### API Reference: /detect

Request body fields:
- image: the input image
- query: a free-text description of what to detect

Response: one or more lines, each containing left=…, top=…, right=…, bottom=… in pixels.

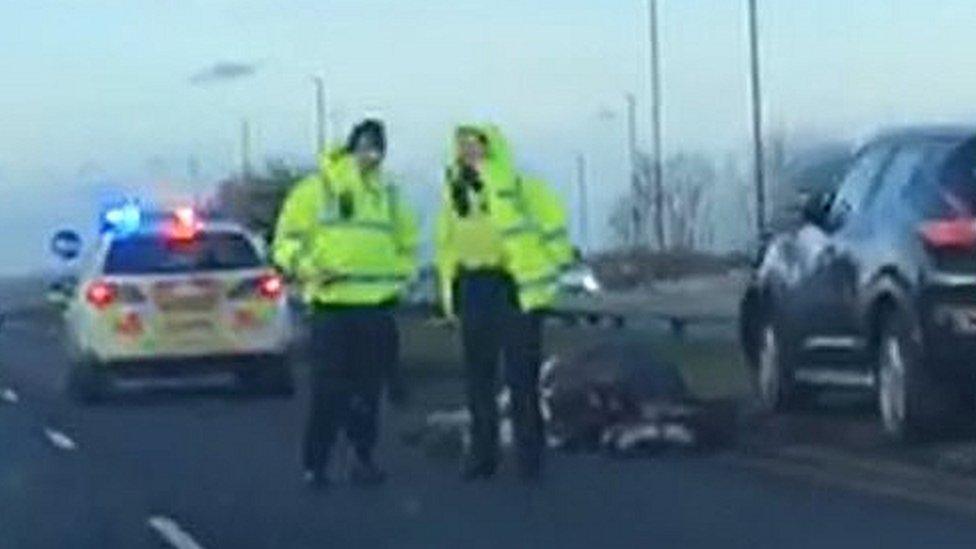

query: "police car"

left=55, top=203, right=294, bottom=403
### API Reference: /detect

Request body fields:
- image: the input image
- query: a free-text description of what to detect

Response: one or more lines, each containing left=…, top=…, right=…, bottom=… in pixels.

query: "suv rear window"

left=902, top=139, right=976, bottom=218
left=103, top=232, right=262, bottom=274
left=937, top=140, right=976, bottom=215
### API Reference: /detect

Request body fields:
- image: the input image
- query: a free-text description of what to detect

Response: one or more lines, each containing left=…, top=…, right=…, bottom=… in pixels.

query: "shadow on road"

left=79, top=378, right=296, bottom=408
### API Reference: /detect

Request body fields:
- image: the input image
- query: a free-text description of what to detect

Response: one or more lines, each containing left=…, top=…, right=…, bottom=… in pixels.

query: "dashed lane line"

left=43, top=427, right=78, bottom=451
left=1, top=387, right=18, bottom=404
left=147, top=516, right=206, bottom=549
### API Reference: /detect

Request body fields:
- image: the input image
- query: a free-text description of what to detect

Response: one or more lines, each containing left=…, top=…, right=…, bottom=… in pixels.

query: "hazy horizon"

left=4, top=0, right=976, bottom=274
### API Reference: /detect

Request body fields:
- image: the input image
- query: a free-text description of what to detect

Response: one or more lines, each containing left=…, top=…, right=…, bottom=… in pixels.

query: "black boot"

left=460, top=454, right=497, bottom=481
left=350, top=458, right=387, bottom=487
left=512, top=391, right=545, bottom=483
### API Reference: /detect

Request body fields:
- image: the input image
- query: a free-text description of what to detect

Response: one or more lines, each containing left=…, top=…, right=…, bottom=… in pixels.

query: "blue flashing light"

left=101, top=201, right=142, bottom=235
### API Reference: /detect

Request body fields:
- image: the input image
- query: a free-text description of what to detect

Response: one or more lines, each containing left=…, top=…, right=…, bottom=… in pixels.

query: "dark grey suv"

left=741, top=127, right=976, bottom=440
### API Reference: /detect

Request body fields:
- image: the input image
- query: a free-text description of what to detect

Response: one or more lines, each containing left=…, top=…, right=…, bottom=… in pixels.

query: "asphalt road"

left=5, top=306, right=976, bottom=547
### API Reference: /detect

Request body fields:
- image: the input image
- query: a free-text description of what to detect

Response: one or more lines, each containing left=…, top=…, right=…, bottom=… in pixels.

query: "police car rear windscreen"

left=103, top=233, right=261, bottom=274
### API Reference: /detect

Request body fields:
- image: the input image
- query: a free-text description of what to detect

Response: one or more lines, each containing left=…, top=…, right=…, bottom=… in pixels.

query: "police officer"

left=435, top=125, right=573, bottom=480
left=273, top=119, right=418, bottom=488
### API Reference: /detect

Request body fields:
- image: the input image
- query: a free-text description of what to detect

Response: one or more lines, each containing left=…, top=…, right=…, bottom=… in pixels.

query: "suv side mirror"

left=801, top=192, right=833, bottom=228
left=50, top=229, right=83, bottom=262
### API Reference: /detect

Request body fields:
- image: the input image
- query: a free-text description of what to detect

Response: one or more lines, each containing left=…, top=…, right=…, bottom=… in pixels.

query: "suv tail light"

left=85, top=280, right=117, bottom=309
left=919, top=218, right=976, bottom=249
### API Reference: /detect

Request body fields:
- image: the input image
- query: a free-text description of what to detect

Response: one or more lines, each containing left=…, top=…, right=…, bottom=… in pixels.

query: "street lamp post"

left=625, top=93, right=641, bottom=247
left=312, top=76, right=328, bottom=155
left=747, top=0, right=767, bottom=239
left=575, top=152, right=589, bottom=255
left=648, top=0, right=665, bottom=251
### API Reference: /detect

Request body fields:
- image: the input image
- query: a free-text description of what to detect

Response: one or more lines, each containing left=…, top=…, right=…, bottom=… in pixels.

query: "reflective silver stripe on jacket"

left=500, top=223, right=537, bottom=238
left=329, top=273, right=409, bottom=285
left=541, top=228, right=568, bottom=242
left=516, top=272, right=561, bottom=290
left=316, top=217, right=394, bottom=233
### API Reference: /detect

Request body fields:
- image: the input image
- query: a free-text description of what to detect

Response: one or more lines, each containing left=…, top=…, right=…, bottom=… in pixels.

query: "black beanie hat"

left=346, top=119, right=386, bottom=154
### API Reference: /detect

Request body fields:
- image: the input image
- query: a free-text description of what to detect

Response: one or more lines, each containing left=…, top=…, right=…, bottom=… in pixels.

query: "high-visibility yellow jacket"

left=435, top=125, right=574, bottom=316
left=272, top=148, right=418, bottom=306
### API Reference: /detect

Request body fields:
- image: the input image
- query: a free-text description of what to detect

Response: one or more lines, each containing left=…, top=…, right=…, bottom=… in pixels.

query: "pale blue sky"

left=2, top=0, right=976, bottom=273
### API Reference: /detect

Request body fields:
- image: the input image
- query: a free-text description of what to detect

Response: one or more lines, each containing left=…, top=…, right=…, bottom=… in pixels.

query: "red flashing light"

left=174, top=207, right=196, bottom=226
left=86, top=280, right=117, bottom=309
left=257, top=273, right=284, bottom=300
left=920, top=218, right=976, bottom=249
left=166, top=207, right=202, bottom=241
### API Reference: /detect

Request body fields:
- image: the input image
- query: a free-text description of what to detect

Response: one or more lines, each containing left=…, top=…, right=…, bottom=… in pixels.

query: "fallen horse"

left=403, top=337, right=737, bottom=460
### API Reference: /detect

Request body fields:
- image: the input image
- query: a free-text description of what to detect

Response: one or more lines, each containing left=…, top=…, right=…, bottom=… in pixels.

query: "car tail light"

left=85, top=281, right=117, bottom=309
left=919, top=218, right=976, bottom=249
left=257, top=273, right=284, bottom=300
left=227, top=273, right=285, bottom=301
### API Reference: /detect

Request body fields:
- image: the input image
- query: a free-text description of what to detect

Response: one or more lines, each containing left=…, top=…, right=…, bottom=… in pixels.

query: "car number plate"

left=161, top=310, right=216, bottom=333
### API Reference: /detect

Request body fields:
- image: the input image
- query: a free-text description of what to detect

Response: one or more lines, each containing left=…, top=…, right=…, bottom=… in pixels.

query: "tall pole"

left=747, top=0, right=767, bottom=239
left=625, top=92, right=641, bottom=247
left=240, top=118, right=252, bottom=181
left=576, top=153, right=589, bottom=255
left=312, top=76, right=327, bottom=154
left=648, top=0, right=665, bottom=251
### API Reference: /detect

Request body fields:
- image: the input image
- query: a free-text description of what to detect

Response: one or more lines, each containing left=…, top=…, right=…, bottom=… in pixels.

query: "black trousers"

left=458, top=271, right=544, bottom=470
left=302, top=305, right=398, bottom=472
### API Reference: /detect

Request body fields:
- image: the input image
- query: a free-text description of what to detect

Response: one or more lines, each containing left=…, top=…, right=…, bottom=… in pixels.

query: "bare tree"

left=662, top=153, right=715, bottom=251
left=622, top=151, right=661, bottom=250
left=611, top=150, right=718, bottom=252
left=215, top=159, right=308, bottom=242
left=721, top=153, right=755, bottom=250
left=609, top=196, right=637, bottom=247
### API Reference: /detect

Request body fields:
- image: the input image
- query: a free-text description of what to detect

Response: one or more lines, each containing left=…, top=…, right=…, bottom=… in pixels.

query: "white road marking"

left=43, top=428, right=77, bottom=451
left=1, top=387, right=18, bottom=404
left=147, top=516, right=206, bottom=549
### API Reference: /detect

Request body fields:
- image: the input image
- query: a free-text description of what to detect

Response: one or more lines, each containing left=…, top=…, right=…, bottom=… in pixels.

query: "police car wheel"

left=67, top=361, right=107, bottom=405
